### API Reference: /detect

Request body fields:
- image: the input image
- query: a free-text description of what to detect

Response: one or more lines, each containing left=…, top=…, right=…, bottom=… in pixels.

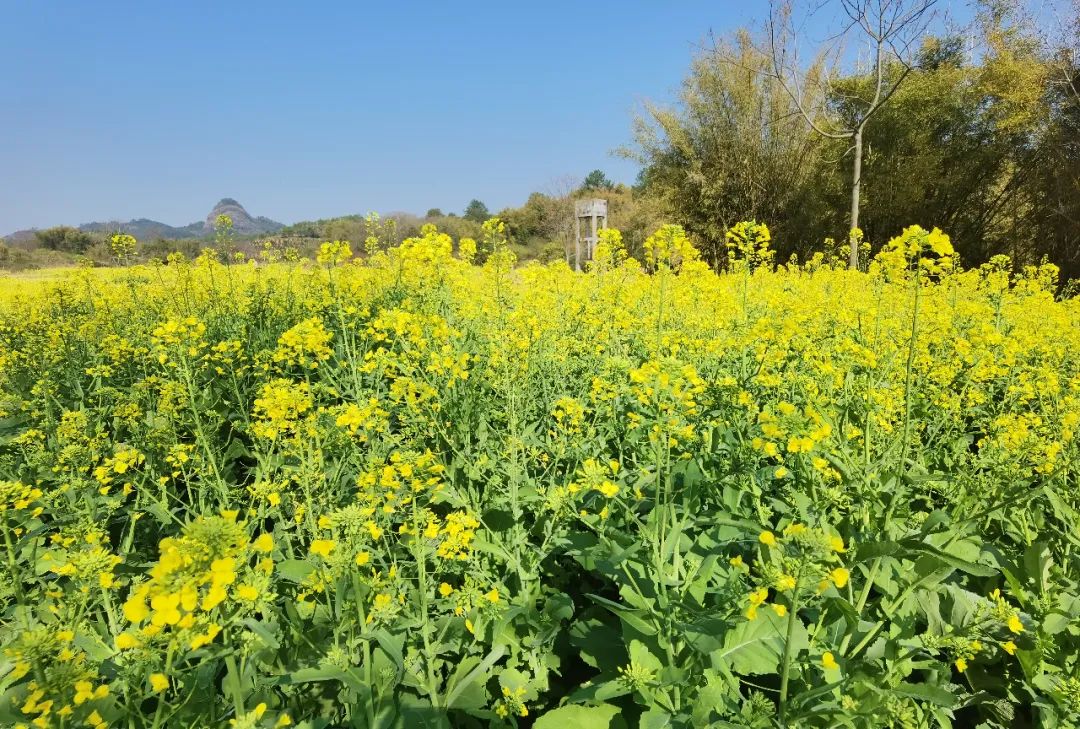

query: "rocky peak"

left=206, top=198, right=252, bottom=232
left=201, top=198, right=283, bottom=236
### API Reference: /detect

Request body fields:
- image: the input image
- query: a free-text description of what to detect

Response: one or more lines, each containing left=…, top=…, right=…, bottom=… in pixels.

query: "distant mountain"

left=3, top=199, right=283, bottom=244
left=79, top=218, right=206, bottom=240
left=203, top=198, right=283, bottom=236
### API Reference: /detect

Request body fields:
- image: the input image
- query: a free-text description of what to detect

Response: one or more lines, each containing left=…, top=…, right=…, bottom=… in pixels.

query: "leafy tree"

left=765, top=0, right=939, bottom=266
left=464, top=199, right=490, bottom=222
left=833, top=1, right=1070, bottom=271
left=580, top=170, right=613, bottom=191
left=627, top=29, right=834, bottom=265
left=425, top=208, right=444, bottom=218
left=630, top=0, right=1080, bottom=277
left=34, top=226, right=95, bottom=253
left=325, top=217, right=365, bottom=244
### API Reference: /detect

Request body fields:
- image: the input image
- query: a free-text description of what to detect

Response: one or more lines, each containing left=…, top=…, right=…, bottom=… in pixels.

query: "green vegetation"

left=629, top=0, right=1080, bottom=276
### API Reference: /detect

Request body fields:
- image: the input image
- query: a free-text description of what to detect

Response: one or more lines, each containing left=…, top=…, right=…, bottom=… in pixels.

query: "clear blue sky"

left=1, top=0, right=775, bottom=232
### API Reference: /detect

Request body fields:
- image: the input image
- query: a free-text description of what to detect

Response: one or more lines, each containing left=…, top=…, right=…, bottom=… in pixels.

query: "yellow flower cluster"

left=251, top=379, right=313, bottom=439
left=121, top=513, right=273, bottom=650
left=151, top=316, right=207, bottom=365
left=643, top=223, right=698, bottom=270
left=5, top=629, right=110, bottom=729
left=316, top=239, right=353, bottom=266
left=743, top=524, right=849, bottom=620
left=0, top=480, right=44, bottom=516
left=725, top=220, right=774, bottom=270
left=273, top=317, right=334, bottom=369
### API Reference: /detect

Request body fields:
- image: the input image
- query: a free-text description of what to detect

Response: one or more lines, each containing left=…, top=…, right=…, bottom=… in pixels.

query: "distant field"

left=0, top=266, right=119, bottom=302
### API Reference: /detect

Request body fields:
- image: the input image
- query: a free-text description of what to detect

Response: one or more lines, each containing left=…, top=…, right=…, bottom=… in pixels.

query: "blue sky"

left=2, top=0, right=977, bottom=232
left=0, top=1, right=774, bottom=231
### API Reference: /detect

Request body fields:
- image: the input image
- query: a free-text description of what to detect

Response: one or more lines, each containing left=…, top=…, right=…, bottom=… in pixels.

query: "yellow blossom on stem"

left=253, top=533, right=274, bottom=553
left=830, top=567, right=850, bottom=589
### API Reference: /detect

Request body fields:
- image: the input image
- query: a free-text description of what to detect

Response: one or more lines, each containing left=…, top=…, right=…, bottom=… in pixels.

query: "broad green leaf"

left=883, top=682, right=959, bottom=708
left=629, top=639, right=664, bottom=673
left=282, top=666, right=367, bottom=694
left=712, top=611, right=795, bottom=675
left=533, top=703, right=621, bottom=729
left=587, top=593, right=658, bottom=636
left=277, top=558, right=315, bottom=583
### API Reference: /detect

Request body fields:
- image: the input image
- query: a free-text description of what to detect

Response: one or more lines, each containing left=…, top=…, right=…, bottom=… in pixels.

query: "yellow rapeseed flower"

left=830, top=567, right=850, bottom=589
left=253, top=533, right=274, bottom=553
left=115, top=633, right=140, bottom=650
left=150, top=673, right=170, bottom=693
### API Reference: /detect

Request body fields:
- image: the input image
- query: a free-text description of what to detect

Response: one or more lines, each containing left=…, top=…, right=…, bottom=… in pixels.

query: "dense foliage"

left=630, top=3, right=1080, bottom=277
left=1, top=222, right=1080, bottom=728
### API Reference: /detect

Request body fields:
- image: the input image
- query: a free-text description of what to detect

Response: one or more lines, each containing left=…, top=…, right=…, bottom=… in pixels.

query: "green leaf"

left=944, top=585, right=983, bottom=627
left=569, top=616, right=626, bottom=671
left=587, top=593, right=658, bottom=636
left=906, top=540, right=997, bottom=577
left=242, top=618, right=281, bottom=650
left=533, top=704, right=621, bottom=729
left=883, top=682, right=959, bottom=708
left=640, top=707, right=673, bottom=729
left=854, top=540, right=900, bottom=563
left=444, top=644, right=505, bottom=708
left=397, top=693, right=452, bottom=729
left=277, top=559, right=315, bottom=584
left=629, top=640, right=663, bottom=673
left=442, top=658, right=487, bottom=710
left=712, top=612, right=793, bottom=675
left=281, top=666, right=367, bottom=695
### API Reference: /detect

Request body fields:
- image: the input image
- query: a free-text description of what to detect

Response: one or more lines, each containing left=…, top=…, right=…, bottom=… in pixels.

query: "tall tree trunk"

left=849, top=126, right=863, bottom=269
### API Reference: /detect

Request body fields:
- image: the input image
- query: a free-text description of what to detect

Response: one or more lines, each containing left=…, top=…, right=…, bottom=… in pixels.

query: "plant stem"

left=778, top=573, right=803, bottom=726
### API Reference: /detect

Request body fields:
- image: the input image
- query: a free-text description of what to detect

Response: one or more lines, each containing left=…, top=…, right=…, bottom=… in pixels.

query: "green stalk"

left=843, top=266, right=922, bottom=655
left=899, top=265, right=921, bottom=471
left=181, top=361, right=226, bottom=501
left=413, top=501, right=440, bottom=709
left=778, top=572, right=803, bottom=726
left=225, top=651, right=246, bottom=718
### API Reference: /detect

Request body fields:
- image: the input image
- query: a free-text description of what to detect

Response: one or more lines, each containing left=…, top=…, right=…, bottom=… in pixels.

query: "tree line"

left=627, top=0, right=1080, bottom=276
